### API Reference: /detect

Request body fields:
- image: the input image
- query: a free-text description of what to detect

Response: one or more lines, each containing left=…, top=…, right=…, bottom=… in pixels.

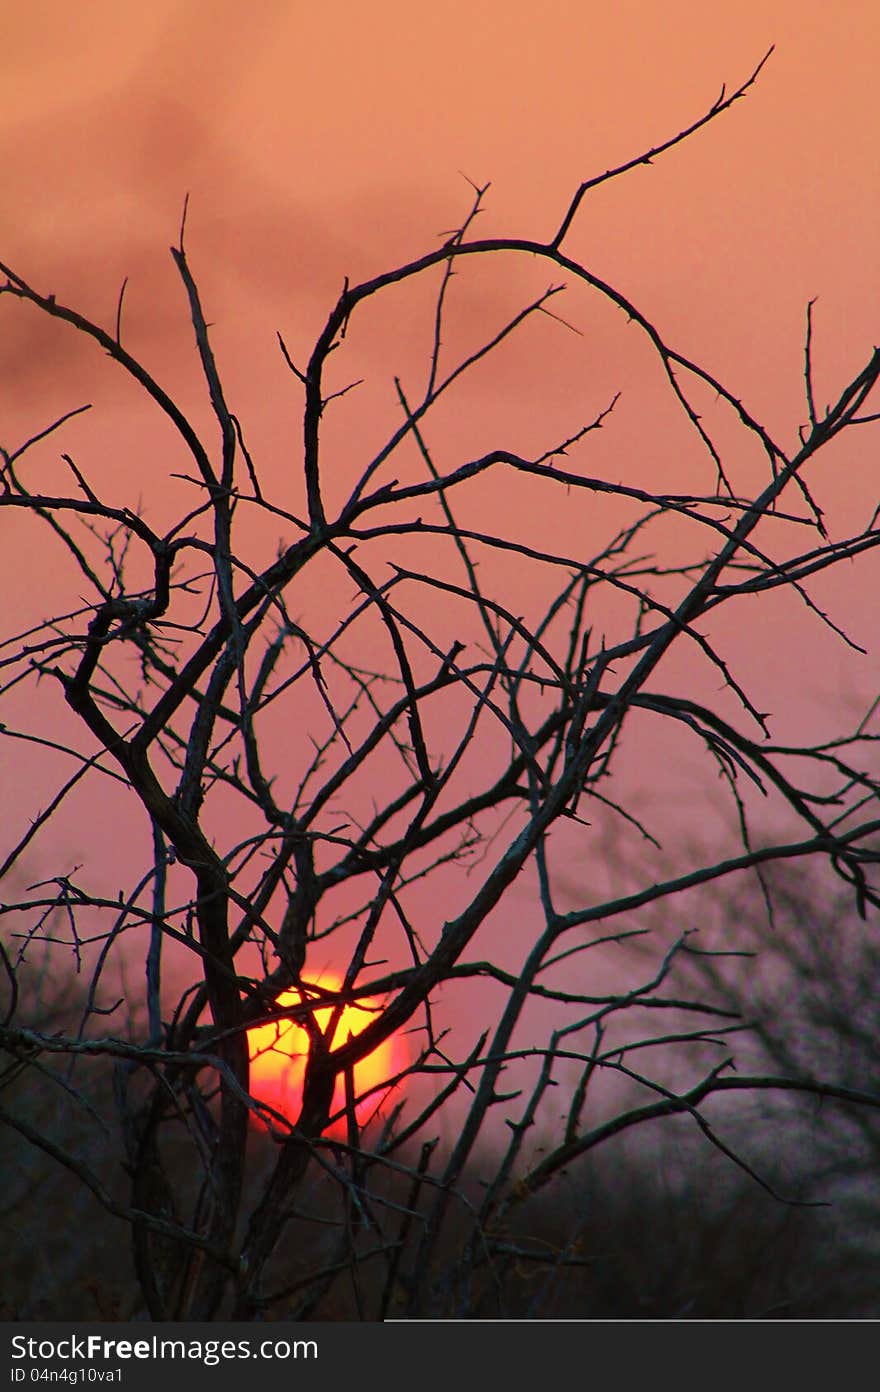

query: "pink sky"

left=2, top=3, right=879, bottom=1065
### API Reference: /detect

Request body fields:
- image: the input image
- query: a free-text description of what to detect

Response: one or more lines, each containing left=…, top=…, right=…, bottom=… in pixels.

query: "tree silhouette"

left=2, top=52, right=880, bottom=1318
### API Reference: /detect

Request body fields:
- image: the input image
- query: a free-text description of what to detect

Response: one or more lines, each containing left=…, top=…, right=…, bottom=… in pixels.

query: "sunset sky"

left=4, top=1, right=877, bottom=392
left=2, top=2, right=878, bottom=1033
left=7, top=9, right=880, bottom=1334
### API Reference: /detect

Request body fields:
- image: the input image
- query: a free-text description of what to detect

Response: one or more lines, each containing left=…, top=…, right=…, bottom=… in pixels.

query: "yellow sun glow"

left=247, top=976, right=401, bottom=1133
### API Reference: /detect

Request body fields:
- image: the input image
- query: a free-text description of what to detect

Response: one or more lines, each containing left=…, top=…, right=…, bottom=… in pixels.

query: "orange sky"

left=4, top=2, right=877, bottom=373
left=2, top=3, right=879, bottom=1034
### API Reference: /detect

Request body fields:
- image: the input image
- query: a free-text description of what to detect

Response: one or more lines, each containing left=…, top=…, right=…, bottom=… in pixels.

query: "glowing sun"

left=247, top=975, right=402, bottom=1134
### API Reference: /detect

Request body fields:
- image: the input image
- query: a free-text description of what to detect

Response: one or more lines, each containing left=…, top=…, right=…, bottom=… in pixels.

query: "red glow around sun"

left=247, top=975, right=403, bottom=1134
